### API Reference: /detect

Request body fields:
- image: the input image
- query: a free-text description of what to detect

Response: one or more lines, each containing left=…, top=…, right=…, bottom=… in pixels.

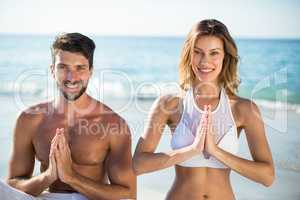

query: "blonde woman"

left=133, top=19, right=275, bottom=200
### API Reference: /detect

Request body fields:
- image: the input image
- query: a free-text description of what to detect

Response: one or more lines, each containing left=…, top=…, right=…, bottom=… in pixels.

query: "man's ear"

left=50, top=64, right=55, bottom=78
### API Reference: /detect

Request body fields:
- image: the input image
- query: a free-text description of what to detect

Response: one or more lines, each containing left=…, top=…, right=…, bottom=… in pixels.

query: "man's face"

left=51, top=50, right=92, bottom=101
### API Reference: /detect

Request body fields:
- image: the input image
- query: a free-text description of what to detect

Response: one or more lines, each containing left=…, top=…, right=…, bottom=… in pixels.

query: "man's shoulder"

left=96, top=102, right=130, bottom=139
left=14, top=101, right=51, bottom=135
left=96, top=101, right=126, bottom=125
left=18, top=102, right=51, bottom=120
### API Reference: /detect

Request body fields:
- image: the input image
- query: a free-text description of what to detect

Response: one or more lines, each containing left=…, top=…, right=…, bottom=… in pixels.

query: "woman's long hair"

left=179, top=19, right=240, bottom=95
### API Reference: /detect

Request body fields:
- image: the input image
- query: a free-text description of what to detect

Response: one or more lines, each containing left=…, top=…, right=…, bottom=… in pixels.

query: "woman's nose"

left=199, top=55, right=210, bottom=65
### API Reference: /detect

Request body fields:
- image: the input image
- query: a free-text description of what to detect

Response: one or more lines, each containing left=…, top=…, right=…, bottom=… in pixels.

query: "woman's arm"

left=133, top=95, right=206, bottom=175
left=206, top=101, right=275, bottom=187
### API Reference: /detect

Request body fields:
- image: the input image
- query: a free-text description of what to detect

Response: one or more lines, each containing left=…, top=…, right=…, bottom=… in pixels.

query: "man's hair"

left=51, top=33, right=96, bottom=69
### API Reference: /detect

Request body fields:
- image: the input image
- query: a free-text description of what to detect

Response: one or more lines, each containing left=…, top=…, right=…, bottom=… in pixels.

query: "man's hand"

left=54, top=128, right=75, bottom=183
left=44, top=130, right=59, bottom=183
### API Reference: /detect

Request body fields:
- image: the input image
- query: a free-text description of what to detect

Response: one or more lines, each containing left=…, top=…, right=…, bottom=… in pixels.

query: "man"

left=0, top=33, right=136, bottom=200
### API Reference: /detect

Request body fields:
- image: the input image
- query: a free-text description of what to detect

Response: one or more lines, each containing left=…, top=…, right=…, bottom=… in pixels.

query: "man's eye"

left=57, top=65, right=65, bottom=69
left=77, top=66, right=86, bottom=70
left=194, top=50, right=200, bottom=54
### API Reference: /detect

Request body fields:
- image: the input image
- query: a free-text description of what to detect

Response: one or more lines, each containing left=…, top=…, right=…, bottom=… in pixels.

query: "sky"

left=0, top=0, right=299, bottom=38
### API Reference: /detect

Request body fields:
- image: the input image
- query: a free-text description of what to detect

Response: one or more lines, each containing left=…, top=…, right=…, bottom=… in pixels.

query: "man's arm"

left=6, top=111, right=57, bottom=196
left=57, top=120, right=136, bottom=200
left=106, top=120, right=136, bottom=199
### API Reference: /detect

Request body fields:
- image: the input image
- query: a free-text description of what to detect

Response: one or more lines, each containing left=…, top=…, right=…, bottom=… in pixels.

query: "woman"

left=133, top=19, right=275, bottom=200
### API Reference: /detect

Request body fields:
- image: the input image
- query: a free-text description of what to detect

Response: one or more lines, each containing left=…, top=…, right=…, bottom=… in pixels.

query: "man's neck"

left=52, top=93, right=94, bottom=120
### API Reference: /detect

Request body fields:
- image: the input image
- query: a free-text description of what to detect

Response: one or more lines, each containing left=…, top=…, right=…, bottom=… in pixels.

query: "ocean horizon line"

left=1, top=32, right=300, bottom=41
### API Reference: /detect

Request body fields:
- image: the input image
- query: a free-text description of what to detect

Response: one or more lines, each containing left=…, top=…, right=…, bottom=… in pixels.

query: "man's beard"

left=59, top=81, right=88, bottom=101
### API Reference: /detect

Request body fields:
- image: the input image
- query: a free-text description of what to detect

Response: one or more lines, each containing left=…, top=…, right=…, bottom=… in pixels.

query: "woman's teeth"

left=199, top=68, right=214, bottom=73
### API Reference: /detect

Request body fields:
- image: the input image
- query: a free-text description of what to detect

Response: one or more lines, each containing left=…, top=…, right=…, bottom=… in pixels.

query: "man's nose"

left=66, top=70, right=79, bottom=81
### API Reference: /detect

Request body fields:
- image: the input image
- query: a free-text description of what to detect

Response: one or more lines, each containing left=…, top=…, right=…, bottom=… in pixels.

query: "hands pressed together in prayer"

left=45, top=128, right=74, bottom=184
left=191, top=105, right=218, bottom=159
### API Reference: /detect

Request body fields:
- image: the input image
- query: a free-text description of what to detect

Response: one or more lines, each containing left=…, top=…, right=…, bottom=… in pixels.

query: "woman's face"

left=191, top=35, right=225, bottom=85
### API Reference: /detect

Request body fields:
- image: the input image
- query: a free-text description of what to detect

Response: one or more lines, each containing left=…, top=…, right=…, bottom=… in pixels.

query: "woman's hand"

left=203, top=105, right=218, bottom=158
left=190, top=105, right=208, bottom=154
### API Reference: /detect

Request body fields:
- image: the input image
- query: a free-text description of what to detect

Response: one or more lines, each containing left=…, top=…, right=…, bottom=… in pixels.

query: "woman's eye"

left=211, top=51, right=219, bottom=56
left=194, top=50, right=204, bottom=56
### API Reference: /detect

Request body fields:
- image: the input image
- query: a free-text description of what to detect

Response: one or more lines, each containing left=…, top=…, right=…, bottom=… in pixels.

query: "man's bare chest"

left=33, top=116, right=110, bottom=166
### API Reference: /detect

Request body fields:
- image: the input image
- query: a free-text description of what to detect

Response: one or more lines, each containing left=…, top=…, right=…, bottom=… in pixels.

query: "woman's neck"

left=192, top=81, right=221, bottom=99
left=192, top=81, right=222, bottom=111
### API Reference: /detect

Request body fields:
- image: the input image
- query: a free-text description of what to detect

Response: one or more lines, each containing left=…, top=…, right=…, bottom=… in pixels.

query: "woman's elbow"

left=132, top=165, right=142, bottom=176
left=262, top=165, right=275, bottom=187
left=132, top=155, right=144, bottom=176
left=262, top=177, right=275, bottom=187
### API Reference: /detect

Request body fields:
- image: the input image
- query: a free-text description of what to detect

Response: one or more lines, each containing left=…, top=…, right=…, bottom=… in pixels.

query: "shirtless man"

left=1, top=33, right=136, bottom=200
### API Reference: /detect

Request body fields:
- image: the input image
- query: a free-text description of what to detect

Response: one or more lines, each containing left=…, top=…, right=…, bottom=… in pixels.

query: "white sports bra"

left=171, top=87, right=239, bottom=168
